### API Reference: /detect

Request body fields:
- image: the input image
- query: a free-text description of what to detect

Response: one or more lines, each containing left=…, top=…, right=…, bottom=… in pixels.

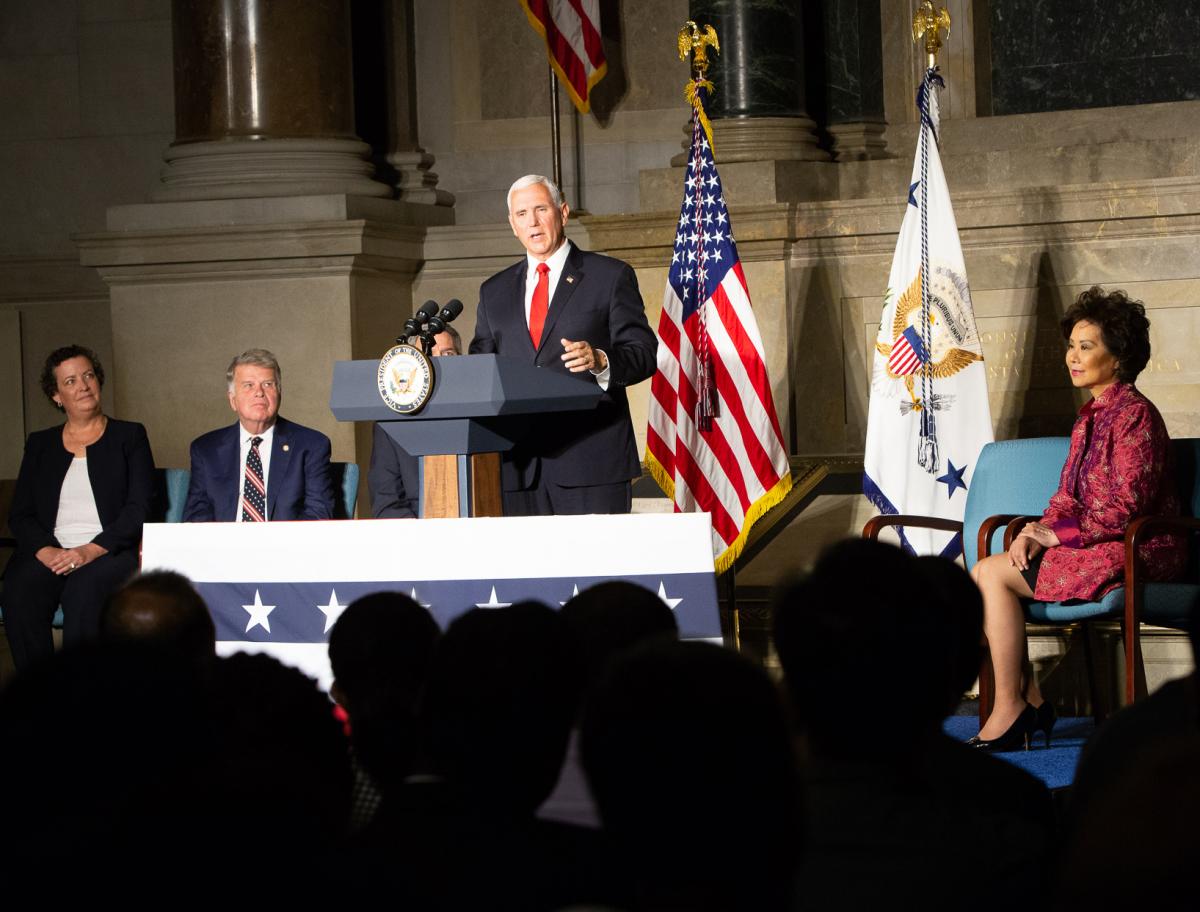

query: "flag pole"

left=548, top=64, right=563, bottom=191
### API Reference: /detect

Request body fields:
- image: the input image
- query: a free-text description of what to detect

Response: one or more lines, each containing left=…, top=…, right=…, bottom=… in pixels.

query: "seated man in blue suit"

left=368, top=327, right=461, bottom=518
left=183, top=348, right=335, bottom=522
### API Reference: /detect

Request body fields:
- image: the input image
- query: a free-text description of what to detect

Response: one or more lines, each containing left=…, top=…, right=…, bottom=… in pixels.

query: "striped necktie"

left=242, top=436, right=266, bottom=522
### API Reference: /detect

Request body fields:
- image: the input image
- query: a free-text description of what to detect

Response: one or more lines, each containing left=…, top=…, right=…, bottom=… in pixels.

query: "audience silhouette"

left=773, top=538, right=1056, bottom=909
left=2, top=547, right=1192, bottom=908
left=581, top=638, right=801, bottom=911
left=328, top=590, right=440, bottom=827
left=102, top=568, right=216, bottom=664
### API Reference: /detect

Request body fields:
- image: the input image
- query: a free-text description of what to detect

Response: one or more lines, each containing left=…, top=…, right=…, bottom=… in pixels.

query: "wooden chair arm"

left=1125, top=514, right=1200, bottom=593
left=863, top=514, right=962, bottom=540
left=976, top=514, right=1022, bottom=560
left=1121, top=513, right=1200, bottom=705
left=1002, top=515, right=1043, bottom=550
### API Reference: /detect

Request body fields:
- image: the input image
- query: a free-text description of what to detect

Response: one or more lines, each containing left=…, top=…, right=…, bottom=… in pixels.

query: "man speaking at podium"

left=469, top=175, right=657, bottom=516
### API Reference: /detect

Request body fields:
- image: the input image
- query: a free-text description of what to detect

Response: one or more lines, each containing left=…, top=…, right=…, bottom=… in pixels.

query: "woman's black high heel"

left=1032, top=700, right=1057, bottom=748
left=966, top=704, right=1036, bottom=752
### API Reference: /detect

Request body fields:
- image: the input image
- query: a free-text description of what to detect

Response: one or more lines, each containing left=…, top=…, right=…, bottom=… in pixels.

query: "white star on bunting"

left=657, top=582, right=683, bottom=611
left=475, top=586, right=512, bottom=609
left=410, top=587, right=432, bottom=609
left=243, top=589, right=275, bottom=633
left=317, top=589, right=347, bottom=634
left=559, top=584, right=581, bottom=607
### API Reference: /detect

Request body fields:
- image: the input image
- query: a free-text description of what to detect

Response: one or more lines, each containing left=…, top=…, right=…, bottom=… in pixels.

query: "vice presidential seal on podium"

left=377, top=342, right=434, bottom=415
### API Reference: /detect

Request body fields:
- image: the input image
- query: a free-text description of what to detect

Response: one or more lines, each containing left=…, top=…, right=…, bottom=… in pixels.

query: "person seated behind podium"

left=368, top=327, right=460, bottom=518
left=1, top=344, right=155, bottom=671
left=183, top=348, right=334, bottom=522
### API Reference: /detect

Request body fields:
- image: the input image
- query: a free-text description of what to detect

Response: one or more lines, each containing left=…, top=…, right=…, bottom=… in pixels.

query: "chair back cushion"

left=330, top=461, right=360, bottom=519
left=164, top=467, right=191, bottom=523
left=962, top=438, right=1070, bottom=571
left=1173, top=438, right=1200, bottom=519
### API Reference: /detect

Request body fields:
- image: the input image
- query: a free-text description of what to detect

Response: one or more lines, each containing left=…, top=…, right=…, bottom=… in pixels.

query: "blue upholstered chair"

left=864, top=437, right=1200, bottom=720
left=330, top=461, right=361, bottom=519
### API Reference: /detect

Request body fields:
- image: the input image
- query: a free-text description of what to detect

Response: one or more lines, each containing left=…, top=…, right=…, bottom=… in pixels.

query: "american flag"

left=520, top=0, right=607, bottom=113
left=646, top=83, right=792, bottom=572
left=886, top=325, right=929, bottom=376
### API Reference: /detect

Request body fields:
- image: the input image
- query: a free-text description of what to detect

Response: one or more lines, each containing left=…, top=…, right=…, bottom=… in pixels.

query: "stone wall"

left=411, top=0, right=688, bottom=223
left=0, top=0, right=174, bottom=473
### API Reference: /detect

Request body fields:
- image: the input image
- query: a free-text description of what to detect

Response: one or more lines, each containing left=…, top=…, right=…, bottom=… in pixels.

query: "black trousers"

left=1, top=549, right=139, bottom=671
left=502, top=479, right=633, bottom=517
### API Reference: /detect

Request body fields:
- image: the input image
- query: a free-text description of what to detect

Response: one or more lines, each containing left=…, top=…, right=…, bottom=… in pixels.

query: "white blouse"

left=54, top=457, right=103, bottom=549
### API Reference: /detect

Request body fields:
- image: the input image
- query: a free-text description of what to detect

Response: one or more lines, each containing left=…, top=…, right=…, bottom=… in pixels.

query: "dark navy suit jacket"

left=468, top=241, right=657, bottom=490
left=183, top=416, right=334, bottom=521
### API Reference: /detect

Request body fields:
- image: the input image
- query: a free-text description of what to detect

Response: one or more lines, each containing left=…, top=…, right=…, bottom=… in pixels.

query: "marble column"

left=379, top=0, right=454, bottom=206
left=822, top=0, right=887, bottom=160
left=155, top=0, right=389, bottom=201
left=685, top=0, right=827, bottom=163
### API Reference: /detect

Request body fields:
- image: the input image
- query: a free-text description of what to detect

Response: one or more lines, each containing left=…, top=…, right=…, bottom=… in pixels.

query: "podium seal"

left=378, top=344, right=434, bottom=414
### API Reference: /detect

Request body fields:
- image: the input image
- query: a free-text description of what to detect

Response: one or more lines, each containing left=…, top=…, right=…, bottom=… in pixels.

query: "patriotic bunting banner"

left=646, top=81, right=792, bottom=573
left=862, top=68, right=994, bottom=558
left=520, top=0, right=607, bottom=113
left=141, top=514, right=720, bottom=690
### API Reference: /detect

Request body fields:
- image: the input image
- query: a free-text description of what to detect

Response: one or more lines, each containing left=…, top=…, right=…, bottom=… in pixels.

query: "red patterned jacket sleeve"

left=1041, top=425, right=1084, bottom=543
left=1073, top=402, right=1167, bottom=547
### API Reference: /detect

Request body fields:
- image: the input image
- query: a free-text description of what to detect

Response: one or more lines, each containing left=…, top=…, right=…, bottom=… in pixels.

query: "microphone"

left=400, top=300, right=440, bottom=342
left=426, top=299, right=464, bottom=335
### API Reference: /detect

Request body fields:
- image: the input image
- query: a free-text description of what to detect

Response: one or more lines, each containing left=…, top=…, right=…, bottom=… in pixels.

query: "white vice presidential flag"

left=863, top=70, right=993, bottom=558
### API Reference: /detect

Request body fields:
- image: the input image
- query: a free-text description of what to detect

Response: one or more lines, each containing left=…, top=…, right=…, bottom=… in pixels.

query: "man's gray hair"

left=226, top=348, right=281, bottom=392
left=444, top=324, right=462, bottom=354
left=507, top=174, right=564, bottom=212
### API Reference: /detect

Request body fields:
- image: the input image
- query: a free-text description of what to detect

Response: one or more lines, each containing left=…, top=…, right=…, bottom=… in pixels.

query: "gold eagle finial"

left=912, top=1, right=951, bottom=69
left=677, top=20, right=720, bottom=81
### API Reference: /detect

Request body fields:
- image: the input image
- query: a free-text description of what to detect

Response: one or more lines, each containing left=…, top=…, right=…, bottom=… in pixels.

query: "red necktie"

left=529, top=262, right=550, bottom=348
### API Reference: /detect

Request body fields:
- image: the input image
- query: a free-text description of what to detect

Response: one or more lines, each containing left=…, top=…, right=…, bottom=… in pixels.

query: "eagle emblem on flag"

left=874, top=269, right=983, bottom=407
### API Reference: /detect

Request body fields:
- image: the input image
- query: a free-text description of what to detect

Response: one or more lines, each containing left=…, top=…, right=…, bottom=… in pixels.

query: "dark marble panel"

left=172, top=0, right=356, bottom=142
left=822, top=0, right=884, bottom=124
left=691, top=0, right=807, bottom=118
left=988, top=0, right=1200, bottom=115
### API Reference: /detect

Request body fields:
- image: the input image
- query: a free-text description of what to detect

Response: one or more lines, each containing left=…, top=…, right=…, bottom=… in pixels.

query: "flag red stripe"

left=682, top=307, right=779, bottom=493
left=526, top=0, right=591, bottom=102
left=650, top=371, right=678, bottom=418
left=646, top=425, right=674, bottom=475
left=241, top=499, right=264, bottom=522
left=716, top=266, right=787, bottom=444
left=674, top=440, right=741, bottom=544
left=565, top=0, right=605, bottom=65
left=668, top=342, right=753, bottom=515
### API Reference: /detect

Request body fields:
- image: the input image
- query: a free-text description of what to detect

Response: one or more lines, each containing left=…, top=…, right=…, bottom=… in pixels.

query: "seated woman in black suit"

left=2, top=345, right=155, bottom=671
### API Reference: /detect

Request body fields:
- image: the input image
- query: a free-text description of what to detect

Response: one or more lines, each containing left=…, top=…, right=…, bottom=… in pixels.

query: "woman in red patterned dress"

left=969, top=287, right=1186, bottom=750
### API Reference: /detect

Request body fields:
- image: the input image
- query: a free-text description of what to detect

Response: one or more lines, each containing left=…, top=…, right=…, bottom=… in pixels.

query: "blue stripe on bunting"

left=197, top=572, right=721, bottom=643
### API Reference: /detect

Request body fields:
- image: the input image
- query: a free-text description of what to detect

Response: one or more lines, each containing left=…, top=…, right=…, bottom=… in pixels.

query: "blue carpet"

left=942, top=715, right=1095, bottom=790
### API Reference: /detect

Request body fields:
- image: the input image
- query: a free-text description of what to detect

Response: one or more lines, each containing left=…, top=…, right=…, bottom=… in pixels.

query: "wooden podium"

left=330, top=355, right=603, bottom=518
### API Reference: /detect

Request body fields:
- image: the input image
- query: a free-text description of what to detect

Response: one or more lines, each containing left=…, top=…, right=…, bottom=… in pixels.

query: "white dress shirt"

left=236, top=422, right=275, bottom=522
